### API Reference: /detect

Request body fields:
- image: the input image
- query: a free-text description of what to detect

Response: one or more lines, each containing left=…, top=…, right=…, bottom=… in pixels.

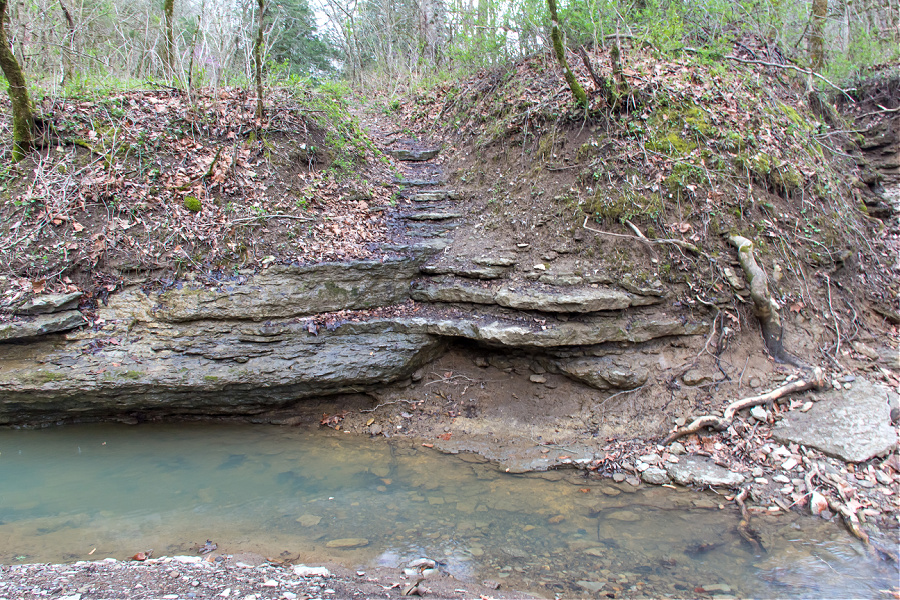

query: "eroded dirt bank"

left=1, top=49, right=898, bottom=568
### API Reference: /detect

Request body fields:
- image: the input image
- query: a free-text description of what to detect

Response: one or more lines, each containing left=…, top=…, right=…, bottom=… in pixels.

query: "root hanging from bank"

left=728, top=235, right=804, bottom=367
left=662, top=367, right=826, bottom=444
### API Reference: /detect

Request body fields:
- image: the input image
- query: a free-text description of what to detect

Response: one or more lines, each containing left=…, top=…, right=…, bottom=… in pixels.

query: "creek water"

left=0, top=423, right=894, bottom=598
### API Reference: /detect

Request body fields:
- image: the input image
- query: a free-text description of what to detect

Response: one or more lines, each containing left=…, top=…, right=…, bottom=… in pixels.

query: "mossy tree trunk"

left=0, top=0, right=34, bottom=161
left=809, top=0, right=827, bottom=70
left=254, top=0, right=265, bottom=120
left=164, top=0, right=175, bottom=78
left=547, top=0, right=586, bottom=106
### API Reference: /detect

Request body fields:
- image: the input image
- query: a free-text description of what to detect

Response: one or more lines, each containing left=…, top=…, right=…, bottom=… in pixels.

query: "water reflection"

left=0, top=423, right=894, bottom=598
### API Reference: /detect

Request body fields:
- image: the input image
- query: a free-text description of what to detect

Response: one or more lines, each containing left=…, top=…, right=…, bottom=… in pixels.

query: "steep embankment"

left=1, top=50, right=897, bottom=525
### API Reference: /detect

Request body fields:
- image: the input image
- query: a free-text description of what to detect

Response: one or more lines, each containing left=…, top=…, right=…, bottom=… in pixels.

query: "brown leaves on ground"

left=0, top=86, right=397, bottom=302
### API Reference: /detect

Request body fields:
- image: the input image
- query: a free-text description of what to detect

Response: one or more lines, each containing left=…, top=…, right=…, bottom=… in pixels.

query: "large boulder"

left=773, top=379, right=898, bottom=462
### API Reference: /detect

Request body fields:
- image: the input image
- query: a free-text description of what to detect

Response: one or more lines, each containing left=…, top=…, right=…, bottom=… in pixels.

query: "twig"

left=682, top=48, right=850, bottom=98
left=360, top=399, right=422, bottom=413
left=229, top=213, right=316, bottom=225
left=582, top=217, right=704, bottom=255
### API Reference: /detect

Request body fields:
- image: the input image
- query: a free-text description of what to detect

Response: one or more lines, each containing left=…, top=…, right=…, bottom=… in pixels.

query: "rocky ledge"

left=0, top=251, right=707, bottom=425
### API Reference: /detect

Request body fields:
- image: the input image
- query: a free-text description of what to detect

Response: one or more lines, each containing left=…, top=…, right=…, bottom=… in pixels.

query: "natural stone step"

left=0, top=311, right=86, bottom=342
left=410, top=279, right=661, bottom=311
left=410, top=190, right=459, bottom=202
left=402, top=212, right=463, bottom=221
left=386, top=147, right=440, bottom=161
left=394, top=179, right=441, bottom=186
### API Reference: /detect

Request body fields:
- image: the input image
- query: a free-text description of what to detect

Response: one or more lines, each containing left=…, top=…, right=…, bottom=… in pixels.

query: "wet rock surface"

left=773, top=379, right=898, bottom=462
left=666, top=456, right=747, bottom=487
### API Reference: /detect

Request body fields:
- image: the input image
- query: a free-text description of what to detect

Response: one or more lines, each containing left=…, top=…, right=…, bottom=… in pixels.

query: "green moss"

left=120, top=370, right=142, bottom=380
left=184, top=196, right=202, bottom=212
left=203, top=375, right=220, bottom=382
left=27, top=370, right=66, bottom=384
left=589, top=190, right=663, bottom=223
left=647, top=131, right=696, bottom=156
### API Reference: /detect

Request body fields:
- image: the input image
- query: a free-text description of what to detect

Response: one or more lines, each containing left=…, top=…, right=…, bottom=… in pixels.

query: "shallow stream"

left=0, top=424, right=894, bottom=598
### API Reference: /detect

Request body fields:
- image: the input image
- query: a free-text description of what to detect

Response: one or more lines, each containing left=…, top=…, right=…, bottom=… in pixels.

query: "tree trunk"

left=419, top=0, right=446, bottom=65
left=254, top=0, right=265, bottom=120
left=58, top=0, right=75, bottom=87
left=809, top=0, right=827, bottom=71
left=164, top=0, right=175, bottom=78
left=547, top=0, right=586, bottom=106
left=0, top=0, right=34, bottom=161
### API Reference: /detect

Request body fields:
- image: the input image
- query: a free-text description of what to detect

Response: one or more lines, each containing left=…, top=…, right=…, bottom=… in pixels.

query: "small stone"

left=369, top=424, right=383, bottom=435
left=809, top=491, right=829, bottom=516
left=800, top=401, right=814, bottom=412
left=754, top=478, right=769, bottom=484
left=749, top=377, right=762, bottom=389
left=529, top=374, right=547, bottom=384
left=781, top=457, right=799, bottom=470
left=772, top=474, right=790, bottom=484
left=577, top=581, right=606, bottom=593
left=750, top=406, right=768, bottom=422
left=533, top=264, right=547, bottom=271
left=682, top=369, right=712, bottom=386
left=296, top=514, right=322, bottom=527
left=668, top=441, right=686, bottom=455
left=625, top=476, right=641, bottom=487
left=293, top=565, right=331, bottom=577
left=751, top=467, right=764, bottom=477
left=641, top=467, right=671, bottom=485
left=262, top=580, right=278, bottom=587
left=674, top=417, right=687, bottom=427
left=612, top=473, right=627, bottom=483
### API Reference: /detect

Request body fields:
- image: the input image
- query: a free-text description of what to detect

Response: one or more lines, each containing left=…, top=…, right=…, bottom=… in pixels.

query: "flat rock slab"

left=15, top=292, right=82, bottom=315
left=386, top=148, right=440, bottom=161
left=773, top=379, right=898, bottom=462
left=410, top=279, right=661, bottom=312
left=403, top=212, right=463, bottom=221
left=394, top=179, right=441, bottom=186
left=0, top=311, right=86, bottom=342
left=410, top=190, right=459, bottom=202
left=666, top=456, right=746, bottom=487
left=420, top=264, right=509, bottom=280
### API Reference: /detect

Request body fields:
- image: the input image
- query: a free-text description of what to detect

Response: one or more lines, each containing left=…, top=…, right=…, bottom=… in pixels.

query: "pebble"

left=800, top=401, right=814, bottom=412
left=772, top=474, right=790, bottom=484
left=529, top=374, right=547, bottom=384
left=781, top=458, right=799, bottom=470
left=751, top=467, right=764, bottom=477
left=612, top=473, right=626, bottom=482
left=750, top=406, right=768, bottom=422
left=668, top=442, right=686, bottom=455
left=809, top=491, right=829, bottom=516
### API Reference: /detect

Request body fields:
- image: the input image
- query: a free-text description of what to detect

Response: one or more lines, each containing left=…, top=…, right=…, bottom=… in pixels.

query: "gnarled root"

left=663, top=368, right=825, bottom=444
left=728, top=236, right=803, bottom=367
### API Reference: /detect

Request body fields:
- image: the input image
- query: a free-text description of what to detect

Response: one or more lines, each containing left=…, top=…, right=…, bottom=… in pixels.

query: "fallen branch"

left=662, top=367, right=825, bottom=444
left=583, top=217, right=704, bottom=255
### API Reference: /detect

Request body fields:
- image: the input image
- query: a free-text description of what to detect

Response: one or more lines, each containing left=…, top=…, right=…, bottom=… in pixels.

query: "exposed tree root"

left=662, top=368, right=825, bottom=444
left=728, top=235, right=804, bottom=367
left=735, top=486, right=765, bottom=553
